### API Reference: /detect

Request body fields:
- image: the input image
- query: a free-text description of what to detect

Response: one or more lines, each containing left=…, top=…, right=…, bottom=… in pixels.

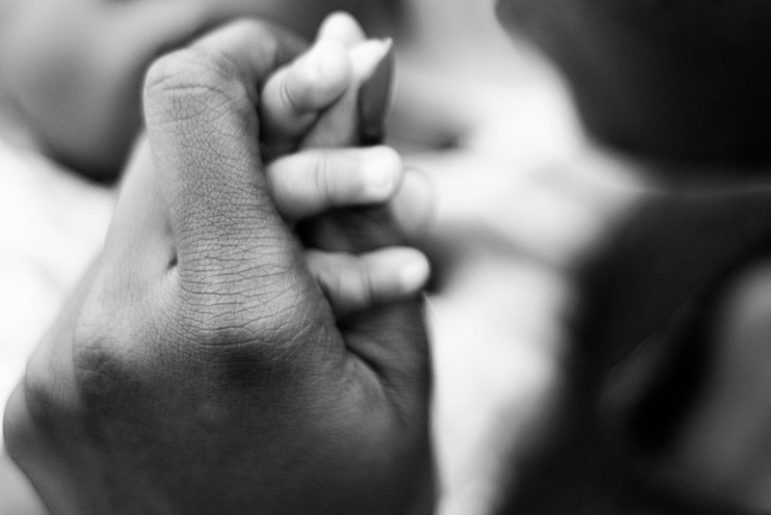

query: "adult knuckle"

left=71, top=320, right=145, bottom=416
left=16, top=363, right=63, bottom=441
left=178, top=265, right=307, bottom=346
left=175, top=280, right=314, bottom=382
left=14, top=316, right=137, bottom=441
left=3, top=381, right=67, bottom=476
left=68, top=278, right=164, bottom=416
left=144, top=47, right=251, bottom=125
left=177, top=291, right=257, bottom=347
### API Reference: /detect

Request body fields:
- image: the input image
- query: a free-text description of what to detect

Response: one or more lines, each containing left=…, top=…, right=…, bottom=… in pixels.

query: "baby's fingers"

left=307, top=247, right=430, bottom=318
left=261, top=39, right=351, bottom=159
left=268, top=146, right=403, bottom=221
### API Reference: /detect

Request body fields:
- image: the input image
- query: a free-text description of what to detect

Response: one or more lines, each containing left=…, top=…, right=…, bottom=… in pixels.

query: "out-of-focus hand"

left=3, top=19, right=433, bottom=515
left=0, top=0, right=373, bottom=179
left=395, top=75, right=650, bottom=512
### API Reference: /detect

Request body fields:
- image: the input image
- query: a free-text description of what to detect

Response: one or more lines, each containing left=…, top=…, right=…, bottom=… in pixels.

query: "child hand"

left=256, top=13, right=435, bottom=317
left=122, top=18, right=435, bottom=317
left=268, top=144, right=432, bottom=316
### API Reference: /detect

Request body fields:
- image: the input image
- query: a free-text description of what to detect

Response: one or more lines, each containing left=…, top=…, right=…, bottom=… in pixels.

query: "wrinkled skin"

left=496, top=0, right=771, bottom=166
left=0, top=0, right=386, bottom=180
left=3, top=20, right=433, bottom=515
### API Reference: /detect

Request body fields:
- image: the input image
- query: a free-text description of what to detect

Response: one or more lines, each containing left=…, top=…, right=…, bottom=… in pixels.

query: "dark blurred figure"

left=497, top=0, right=771, bottom=169
left=493, top=1, right=771, bottom=513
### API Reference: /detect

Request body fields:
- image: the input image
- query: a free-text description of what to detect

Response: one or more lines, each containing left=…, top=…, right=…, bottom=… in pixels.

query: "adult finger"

left=268, top=146, right=402, bottom=221
left=143, top=19, right=306, bottom=276
left=102, top=138, right=175, bottom=280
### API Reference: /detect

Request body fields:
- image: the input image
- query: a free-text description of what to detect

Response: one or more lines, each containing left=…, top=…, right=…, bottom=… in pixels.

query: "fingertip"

left=361, top=146, right=403, bottom=200
left=364, top=247, right=430, bottom=296
left=318, top=12, right=367, bottom=46
left=395, top=250, right=431, bottom=294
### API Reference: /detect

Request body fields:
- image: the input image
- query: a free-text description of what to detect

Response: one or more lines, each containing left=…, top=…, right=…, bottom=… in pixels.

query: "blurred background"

left=0, top=1, right=645, bottom=514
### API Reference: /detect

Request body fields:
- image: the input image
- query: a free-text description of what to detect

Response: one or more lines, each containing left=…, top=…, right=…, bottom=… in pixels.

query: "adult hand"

left=3, top=19, right=433, bottom=515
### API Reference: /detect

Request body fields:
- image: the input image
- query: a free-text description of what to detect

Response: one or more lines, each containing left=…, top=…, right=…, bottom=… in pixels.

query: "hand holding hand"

left=4, top=20, right=433, bottom=515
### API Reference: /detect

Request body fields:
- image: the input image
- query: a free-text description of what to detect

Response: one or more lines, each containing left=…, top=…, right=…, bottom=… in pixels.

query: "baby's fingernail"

left=363, top=147, right=401, bottom=198
left=398, top=254, right=430, bottom=292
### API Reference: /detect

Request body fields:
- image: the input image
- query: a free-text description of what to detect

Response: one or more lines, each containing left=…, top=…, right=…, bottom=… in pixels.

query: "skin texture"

left=0, top=0, right=395, bottom=180
left=495, top=0, right=771, bottom=166
left=3, top=19, right=433, bottom=515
